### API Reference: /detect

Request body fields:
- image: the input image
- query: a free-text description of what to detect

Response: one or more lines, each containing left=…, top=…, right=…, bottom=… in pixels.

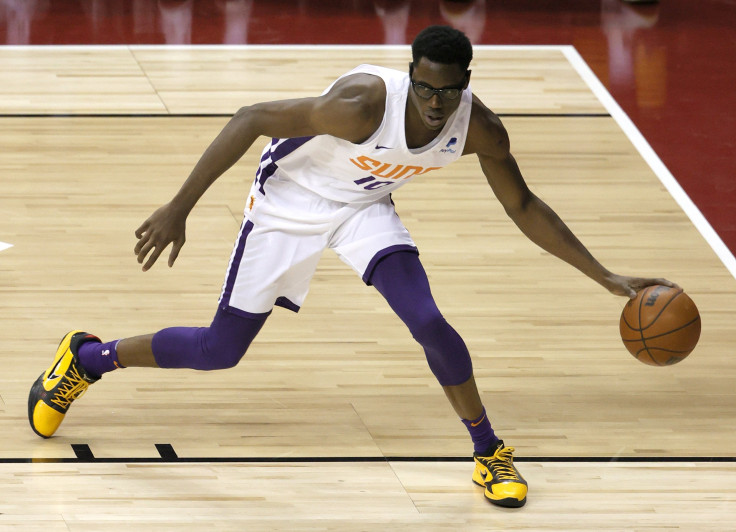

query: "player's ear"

left=409, top=62, right=414, bottom=77
left=464, top=70, right=472, bottom=88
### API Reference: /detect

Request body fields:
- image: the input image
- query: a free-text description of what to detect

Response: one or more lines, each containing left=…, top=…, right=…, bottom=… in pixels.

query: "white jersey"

left=223, top=65, right=472, bottom=315
left=252, top=64, right=473, bottom=204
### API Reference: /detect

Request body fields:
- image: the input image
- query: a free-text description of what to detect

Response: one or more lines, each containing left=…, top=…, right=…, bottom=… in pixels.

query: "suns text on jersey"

left=349, top=155, right=440, bottom=180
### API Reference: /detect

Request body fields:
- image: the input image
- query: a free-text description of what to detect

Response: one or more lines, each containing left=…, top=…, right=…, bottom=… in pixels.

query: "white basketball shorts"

left=218, top=173, right=417, bottom=317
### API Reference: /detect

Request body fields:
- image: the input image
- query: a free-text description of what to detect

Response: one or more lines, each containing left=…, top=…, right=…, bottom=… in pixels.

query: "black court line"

left=3, top=457, right=735, bottom=464
left=71, top=443, right=95, bottom=460
left=3, top=454, right=734, bottom=465
left=155, top=443, right=179, bottom=460
left=0, top=112, right=611, bottom=119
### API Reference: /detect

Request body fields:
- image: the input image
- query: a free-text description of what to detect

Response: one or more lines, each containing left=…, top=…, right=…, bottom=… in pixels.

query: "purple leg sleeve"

left=151, top=306, right=267, bottom=370
left=368, top=251, right=473, bottom=386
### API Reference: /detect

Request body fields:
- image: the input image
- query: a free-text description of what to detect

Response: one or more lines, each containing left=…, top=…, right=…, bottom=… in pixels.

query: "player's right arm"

left=134, top=74, right=386, bottom=271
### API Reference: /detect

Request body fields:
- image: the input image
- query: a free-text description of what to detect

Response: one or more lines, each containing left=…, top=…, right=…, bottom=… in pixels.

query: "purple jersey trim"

left=271, top=136, right=314, bottom=161
left=363, top=244, right=419, bottom=285
left=255, top=136, right=315, bottom=194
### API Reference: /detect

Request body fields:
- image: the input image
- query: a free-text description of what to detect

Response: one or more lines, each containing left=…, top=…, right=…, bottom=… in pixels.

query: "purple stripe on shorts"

left=275, top=296, right=300, bottom=313
left=362, top=244, right=419, bottom=285
left=221, top=304, right=272, bottom=320
left=219, top=219, right=254, bottom=308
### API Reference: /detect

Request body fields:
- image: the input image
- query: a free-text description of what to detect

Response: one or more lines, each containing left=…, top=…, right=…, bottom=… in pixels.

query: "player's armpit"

left=240, top=99, right=320, bottom=140
left=463, top=95, right=509, bottom=158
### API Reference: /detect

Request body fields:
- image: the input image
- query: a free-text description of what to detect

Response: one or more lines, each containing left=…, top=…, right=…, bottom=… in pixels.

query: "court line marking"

left=0, top=241, right=13, bottom=253
left=2, top=444, right=728, bottom=464
left=562, top=45, right=736, bottom=281
left=4, top=456, right=734, bottom=464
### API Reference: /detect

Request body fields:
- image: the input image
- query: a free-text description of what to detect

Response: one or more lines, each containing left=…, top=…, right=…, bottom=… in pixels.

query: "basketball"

left=619, top=285, right=701, bottom=366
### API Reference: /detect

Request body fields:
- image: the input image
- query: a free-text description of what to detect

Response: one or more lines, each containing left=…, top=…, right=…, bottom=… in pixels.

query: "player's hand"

left=603, top=273, right=679, bottom=299
left=134, top=203, right=188, bottom=271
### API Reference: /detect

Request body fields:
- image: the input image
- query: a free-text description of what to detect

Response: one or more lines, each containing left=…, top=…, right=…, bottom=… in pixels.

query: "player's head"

left=408, top=26, right=472, bottom=131
left=411, top=25, right=473, bottom=73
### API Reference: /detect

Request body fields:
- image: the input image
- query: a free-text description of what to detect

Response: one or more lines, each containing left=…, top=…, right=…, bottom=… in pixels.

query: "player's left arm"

left=464, top=96, right=675, bottom=298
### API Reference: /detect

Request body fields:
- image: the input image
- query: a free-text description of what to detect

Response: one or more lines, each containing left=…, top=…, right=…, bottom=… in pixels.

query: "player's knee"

left=204, top=347, right=246, bottom=370
left=409, top=312, right=473, bottom=386
left=199, top=329, right=251, bottom=370
left=409, top=310, right=449, bottom=347
left=196, top=307, right=267, bottom=370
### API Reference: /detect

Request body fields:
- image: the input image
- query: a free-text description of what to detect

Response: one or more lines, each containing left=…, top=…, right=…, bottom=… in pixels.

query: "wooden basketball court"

left=1, top=46, right=734, bottom=530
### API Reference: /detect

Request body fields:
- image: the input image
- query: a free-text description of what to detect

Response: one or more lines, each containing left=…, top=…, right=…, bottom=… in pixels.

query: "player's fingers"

left=168, top=237, right=185, bottom=267
left=134, top=231, right=150, bottom=255
left=142, top=246, right=164, bottom=271
left=136, top=239, right=157, bottom=264
left=135, top=221, right=149, bottom=240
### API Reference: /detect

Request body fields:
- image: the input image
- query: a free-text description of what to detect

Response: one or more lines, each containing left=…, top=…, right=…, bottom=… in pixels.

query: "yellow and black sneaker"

left=28, top=331, right=100, bottom=438
left=472, top=440, right=528, bottom=508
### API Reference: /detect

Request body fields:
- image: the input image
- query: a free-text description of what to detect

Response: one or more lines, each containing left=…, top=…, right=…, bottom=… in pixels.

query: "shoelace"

left=50, top=366, right=90, bottom=410
left=483, top=446, right=520, bottom=481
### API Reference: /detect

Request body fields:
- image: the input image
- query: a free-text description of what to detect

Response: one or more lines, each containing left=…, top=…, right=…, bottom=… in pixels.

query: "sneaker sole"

left=472, top=478, right=527, bottom=508
left=28, top=373, right=50, bottom=438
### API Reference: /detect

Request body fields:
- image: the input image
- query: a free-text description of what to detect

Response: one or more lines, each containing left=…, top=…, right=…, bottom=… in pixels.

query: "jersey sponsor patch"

left=440, top=137, right=458, bottom=154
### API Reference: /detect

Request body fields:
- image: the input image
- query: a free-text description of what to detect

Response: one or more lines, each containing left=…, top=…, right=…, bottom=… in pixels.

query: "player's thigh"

left=330, top=196, right=416, bottom=283
left=220, top=219, right=327, bottom=315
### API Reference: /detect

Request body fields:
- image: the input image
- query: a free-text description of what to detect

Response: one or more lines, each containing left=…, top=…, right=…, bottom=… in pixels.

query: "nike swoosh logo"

left=375, top=145, right=393, bottom=150
left=48, top=357, right=65, bottom=381
left=471, top=414, right=486, bottom=427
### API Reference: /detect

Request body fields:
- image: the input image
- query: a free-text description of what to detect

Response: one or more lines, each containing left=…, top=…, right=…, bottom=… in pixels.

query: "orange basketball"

left=619, top=285, right=701, bottom=366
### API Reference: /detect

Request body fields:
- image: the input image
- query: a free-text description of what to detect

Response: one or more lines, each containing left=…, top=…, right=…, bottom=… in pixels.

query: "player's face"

left=408, top=57, right=469, bottom=131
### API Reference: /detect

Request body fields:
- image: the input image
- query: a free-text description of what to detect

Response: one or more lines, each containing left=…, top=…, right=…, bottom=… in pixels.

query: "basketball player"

left=28, top=26, right=674, bottom=508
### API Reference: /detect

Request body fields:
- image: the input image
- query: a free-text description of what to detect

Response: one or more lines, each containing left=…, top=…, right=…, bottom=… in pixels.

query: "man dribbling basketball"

left=28, top=25, right=674, bottom=508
